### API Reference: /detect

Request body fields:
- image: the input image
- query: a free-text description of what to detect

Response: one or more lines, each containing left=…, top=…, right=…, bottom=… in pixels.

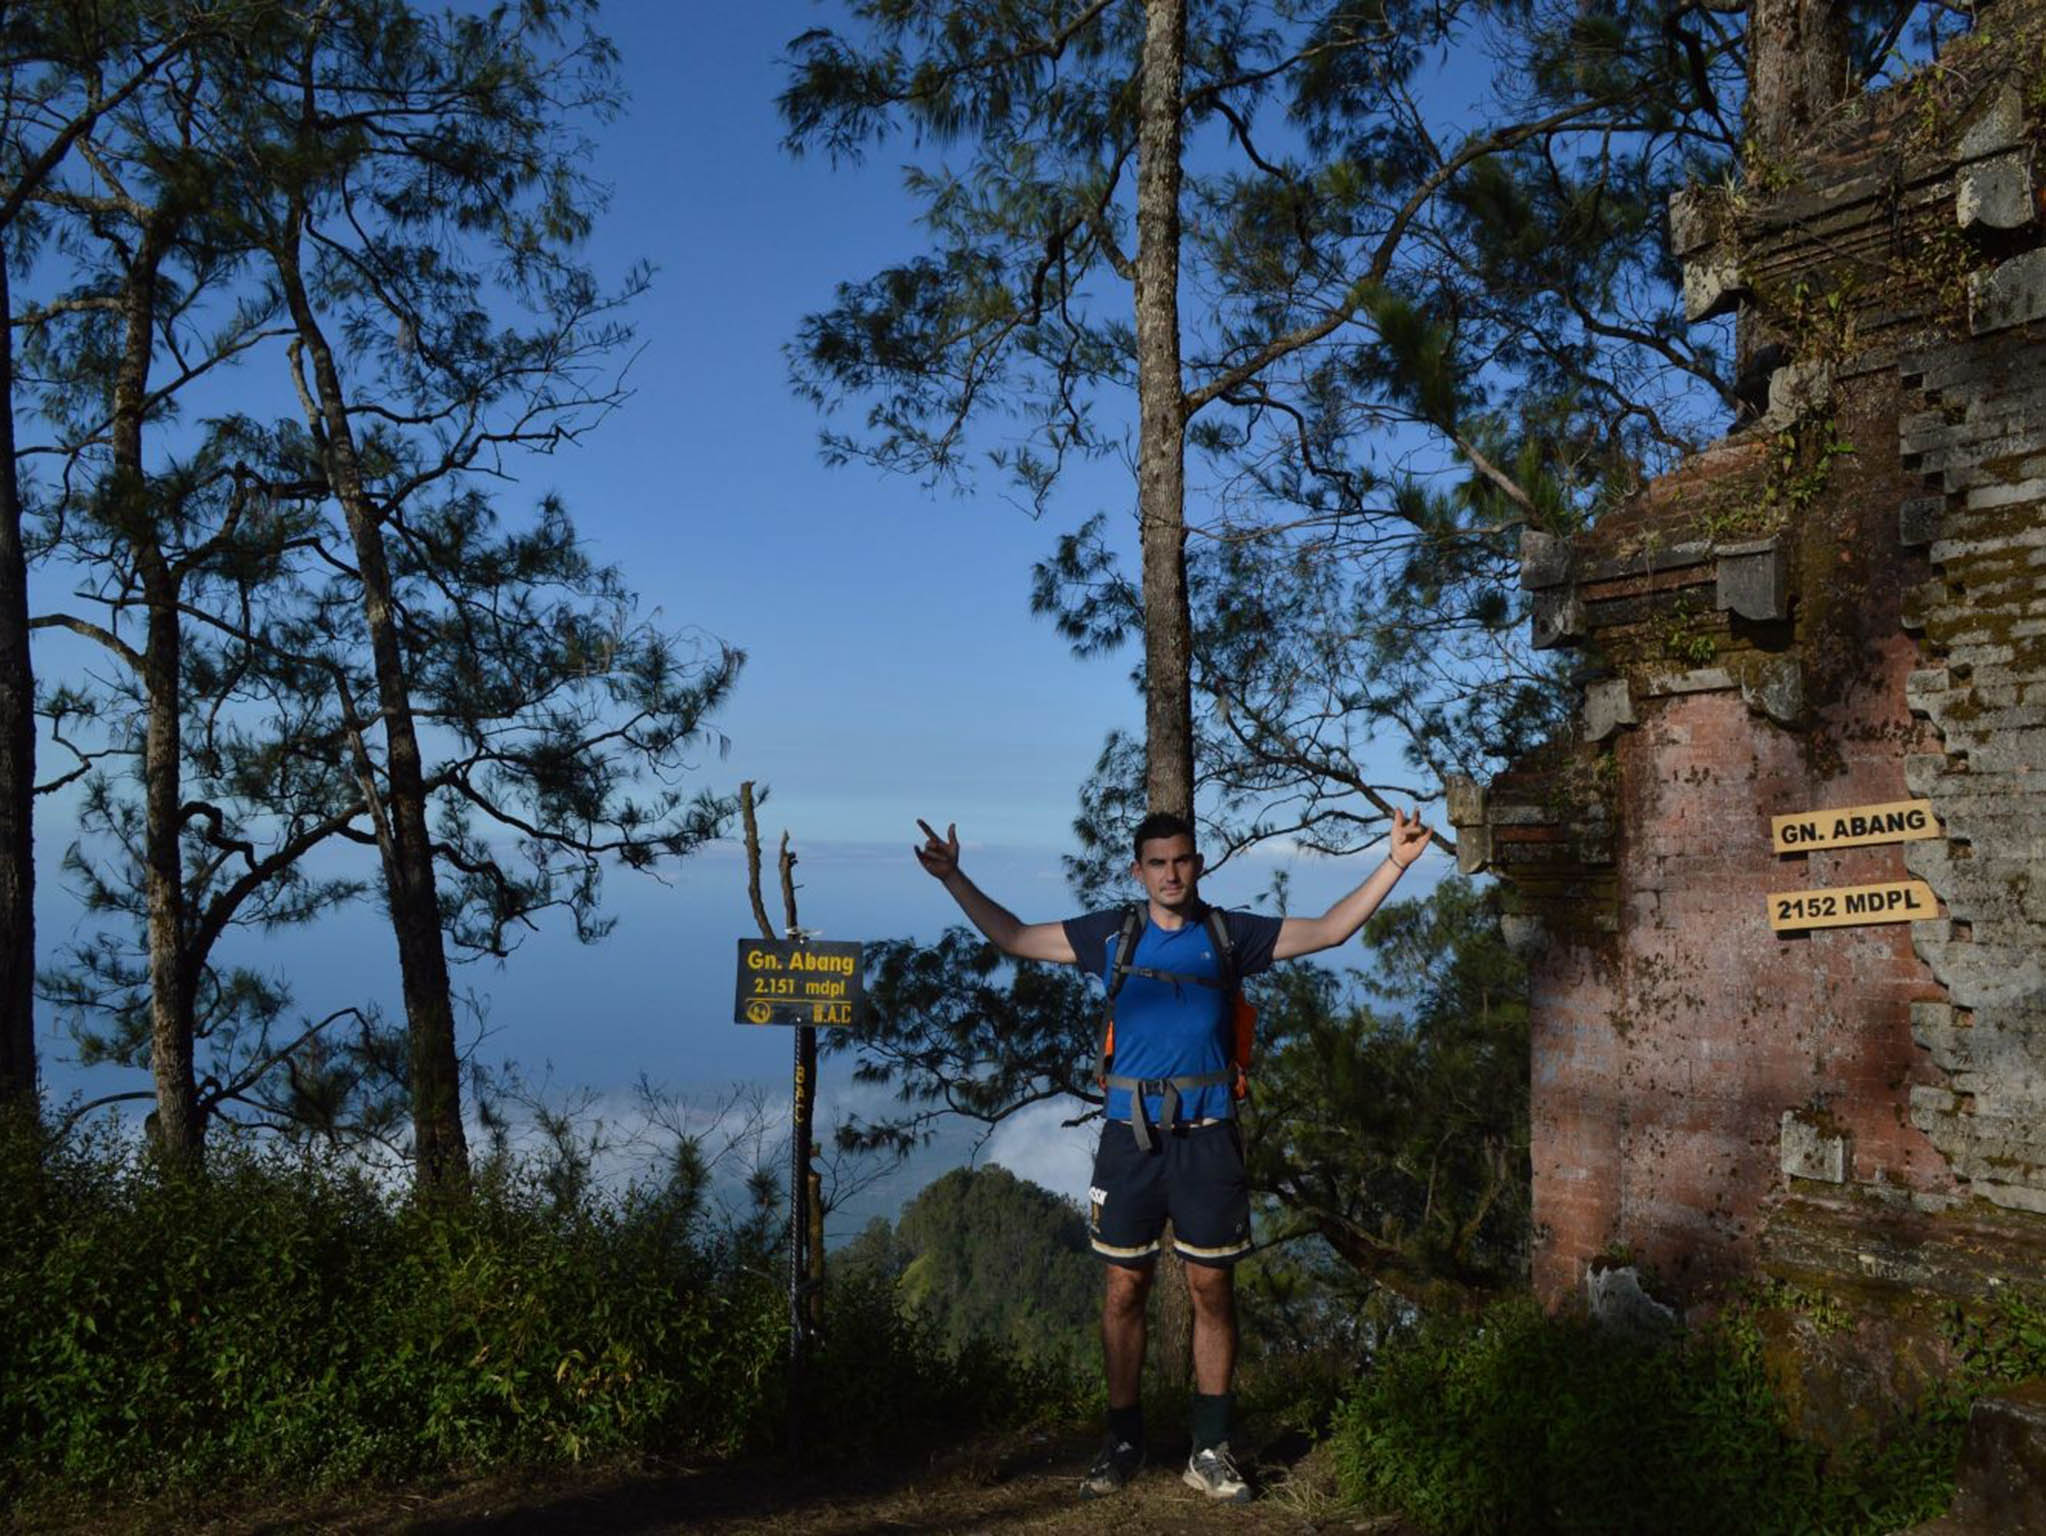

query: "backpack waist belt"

left=1103, top=1069, right=1233, bottom=1153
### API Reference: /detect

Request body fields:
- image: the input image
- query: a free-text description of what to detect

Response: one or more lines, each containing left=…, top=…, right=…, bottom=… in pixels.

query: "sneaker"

left=1183, top=1441, right=1252, bottom=1502
left=1079, top=1436, right=1142, bottom=1498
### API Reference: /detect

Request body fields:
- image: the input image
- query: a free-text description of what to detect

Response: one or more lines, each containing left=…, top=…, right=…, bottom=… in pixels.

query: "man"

left=913, top=807, right=1430, bottom=1502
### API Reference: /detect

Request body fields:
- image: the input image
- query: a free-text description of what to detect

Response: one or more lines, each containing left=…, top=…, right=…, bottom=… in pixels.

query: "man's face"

left=1132, top=833, right=1203, bottom=911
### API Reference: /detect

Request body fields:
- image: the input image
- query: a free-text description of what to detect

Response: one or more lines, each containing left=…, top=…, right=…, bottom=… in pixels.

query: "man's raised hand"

left=914, top=823, right=1074, bottom=963
left=1389, top=806, right=1431, bottom=869
left=915, top=819, right=961, bottom=881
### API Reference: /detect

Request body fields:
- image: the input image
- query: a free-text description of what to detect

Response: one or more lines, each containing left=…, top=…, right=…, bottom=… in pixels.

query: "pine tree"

left=178, top=0, right=737, bottom=1187
left=0, top=0, right=238, bottom=1115
left=27, top=1, right=740, bottom=1178
left=784, top=0, right=1942, bottom=863
left=779, top=0, right=1666, bottom=833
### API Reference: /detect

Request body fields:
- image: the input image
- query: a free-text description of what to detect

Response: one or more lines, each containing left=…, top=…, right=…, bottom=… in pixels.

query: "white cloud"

left=980, top=1096, right=1097, bottom=1207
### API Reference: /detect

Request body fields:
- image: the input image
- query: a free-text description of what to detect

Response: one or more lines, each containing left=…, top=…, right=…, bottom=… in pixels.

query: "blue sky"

left=32, top=1, right=1441, bottom=1235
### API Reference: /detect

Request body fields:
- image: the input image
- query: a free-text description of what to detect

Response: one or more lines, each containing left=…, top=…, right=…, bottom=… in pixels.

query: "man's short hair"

left=1131, top=811, right=1197, bottom=861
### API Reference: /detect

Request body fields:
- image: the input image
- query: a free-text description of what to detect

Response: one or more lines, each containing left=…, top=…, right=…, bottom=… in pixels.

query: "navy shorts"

left=1087, top=1119, right=1252, bottom=1268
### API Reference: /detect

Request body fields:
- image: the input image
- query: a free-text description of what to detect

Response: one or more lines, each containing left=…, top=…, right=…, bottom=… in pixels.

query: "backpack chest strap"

left=1120, top=964, right=1223, bottom=990
left=1102, top=1070, right=1234, bottom=1152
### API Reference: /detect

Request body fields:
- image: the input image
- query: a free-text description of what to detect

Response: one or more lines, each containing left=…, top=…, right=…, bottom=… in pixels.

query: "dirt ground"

left=18, top=1430, right=1420, bottom=1536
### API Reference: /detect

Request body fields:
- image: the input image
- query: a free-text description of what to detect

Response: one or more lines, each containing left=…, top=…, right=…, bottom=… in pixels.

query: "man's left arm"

left=1271, top=806, right=1433, bottom=961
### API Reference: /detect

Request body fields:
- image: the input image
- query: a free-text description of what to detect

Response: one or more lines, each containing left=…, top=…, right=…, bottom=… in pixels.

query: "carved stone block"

left=1445, top=774, right=1487, bottom=828
left=1968, top=249, right=2046, bottom=334
left=1958, top=150, right=2036, bottom=232
left=1531, top=588, right=1586, bottom=650
left=1583, top=678, right=1637, bottom=742
left=1666, top=184, right=1724, bottom=258
left=1520, top=528, right=1573, bottom=590
left=1900, top=496, right=1945, bottom=549
left=1586, top=1264, right=1679, bottom=1339
left=1741, top=656, right=1805, bottom=725
left=1904, top=753, right=1951, bottom=796
left=1945, top=1383, right=2046, bottom=1535
left=1911, top=1001, right=1958, bottom=1049
left=1781, top=1109, right=1850, bottom=1183
left=1641, top=666, right=1736, bottom=698
left=1957, top=84, right=2027, bottom=160
left=1716, top=542, right=1790, bottom=621
left=1762, top=361, right=1834, bottom=430
left=1905, top=668, right=1953, bottom=717
left=1456, top=822, right=1492, bottom=876
left=1682, top=250, right=1746, bottom=324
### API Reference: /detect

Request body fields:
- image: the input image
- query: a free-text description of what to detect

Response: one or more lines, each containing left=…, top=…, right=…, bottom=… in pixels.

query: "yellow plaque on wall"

left=1767, top=881, right=1938, bottom=932
left=1771, top=800, right=1940, bottom=854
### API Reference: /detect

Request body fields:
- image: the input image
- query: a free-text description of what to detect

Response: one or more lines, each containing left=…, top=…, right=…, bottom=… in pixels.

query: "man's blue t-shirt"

left=1063, top=904, right=1283, bottom=1126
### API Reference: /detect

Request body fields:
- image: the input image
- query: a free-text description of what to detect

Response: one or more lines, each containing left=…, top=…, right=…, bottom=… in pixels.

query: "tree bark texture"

left=1134, top=0, right=1199, bottom=1388
left=275, top=222, right=470, bottom=1193
left=1135, top=0, right=1194, bottom=822
left=1738, top=0, right=1851, bottom=412
left=0, top=254, right=34, bottom=1111
left=1745, top=0, right=1851, bottom=160
left=114, top=212, right=202, bottom=1161
left=0, top=2, right=206, bottom=1118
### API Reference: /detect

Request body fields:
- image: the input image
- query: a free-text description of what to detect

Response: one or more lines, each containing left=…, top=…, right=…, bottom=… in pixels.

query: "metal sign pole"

left=734, top=781, right=862, bottom=1464
left=788, top=1018, right=812, bottom=1462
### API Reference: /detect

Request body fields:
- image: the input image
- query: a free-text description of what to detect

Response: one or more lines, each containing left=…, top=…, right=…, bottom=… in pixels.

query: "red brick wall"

left=1529, top=386, right=1957, bottom=1307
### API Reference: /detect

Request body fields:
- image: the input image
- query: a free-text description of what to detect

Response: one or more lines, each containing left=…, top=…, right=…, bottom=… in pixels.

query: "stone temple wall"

left=1449, top=3, right=2046, bottom=1389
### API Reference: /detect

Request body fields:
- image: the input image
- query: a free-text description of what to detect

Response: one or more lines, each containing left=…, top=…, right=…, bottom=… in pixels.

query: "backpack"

left=1096, top=904, right=1258, bottom=1151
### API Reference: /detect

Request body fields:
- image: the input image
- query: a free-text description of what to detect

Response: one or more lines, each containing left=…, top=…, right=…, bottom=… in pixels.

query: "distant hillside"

left=838, top=1163, right=1099, bottom=1367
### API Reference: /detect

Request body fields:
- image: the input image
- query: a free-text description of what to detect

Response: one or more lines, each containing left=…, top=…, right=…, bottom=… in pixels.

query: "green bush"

left=0, top=1120, right=1079, bottom=1505
left=0, top=1126, right=788, bottom=1499
left=803, top=1269, right=1096, bottom=1462
left=1947, top=1285, right=2046, bottom=1389
left=1326, top=1298, right=1957, bottom=1536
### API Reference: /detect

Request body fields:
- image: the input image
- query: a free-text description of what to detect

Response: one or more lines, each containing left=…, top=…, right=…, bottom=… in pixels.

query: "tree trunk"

left=1134, top=0, right=1199, bottom=1388
left=1315, top=1216, right=1495, bottom=1316
left=113, top=214, right=201, bottom=1162
left=275, top=222, right=469, bottom=1193
left=1739, top=0, right=1851, bottom=410
left=0, top=6, right=205, bottom=1121
left=0, top=255, right=34, bottom=1113
left=1135, top=0, right=1194, bottom=822
left=1745, top=0, right=1851, bottom=160
left=140, top=557, right=198, bottom=1158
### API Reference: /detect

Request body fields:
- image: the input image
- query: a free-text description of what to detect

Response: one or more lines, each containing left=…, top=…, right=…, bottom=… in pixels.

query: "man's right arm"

left=915, top=819, right=1077, bottom=964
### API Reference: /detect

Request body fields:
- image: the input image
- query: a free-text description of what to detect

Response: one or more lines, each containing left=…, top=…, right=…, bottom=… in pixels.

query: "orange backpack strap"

left=1202, top=906, right=1239, bottom=993
left=1096, top=905, right=1146, bottom=1089
left=1203, top=907, right=1256, bottom=1100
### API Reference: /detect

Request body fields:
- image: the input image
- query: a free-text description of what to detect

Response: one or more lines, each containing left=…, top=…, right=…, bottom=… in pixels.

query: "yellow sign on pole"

left=735, top=939, right=864, bottom=1026
left=1771, top=799, right=1941, bottom=854
left=1767, top=881, right=1938, bottom=931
